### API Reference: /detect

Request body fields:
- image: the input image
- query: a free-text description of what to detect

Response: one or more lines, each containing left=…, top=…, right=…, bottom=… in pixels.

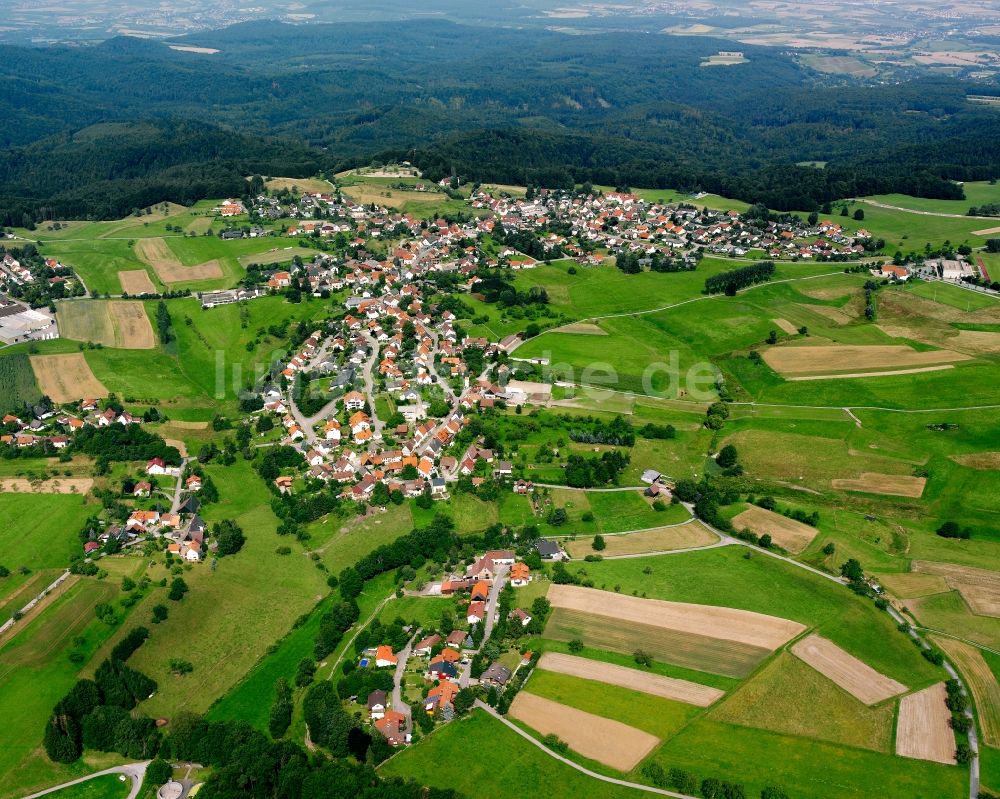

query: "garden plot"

left=791, top=634, right=906, bottom=705
left=508, top=692, right=659, bottom=771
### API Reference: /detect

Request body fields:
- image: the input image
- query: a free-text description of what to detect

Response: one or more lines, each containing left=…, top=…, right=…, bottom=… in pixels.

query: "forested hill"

left=1, top=19, right=999, bottom=221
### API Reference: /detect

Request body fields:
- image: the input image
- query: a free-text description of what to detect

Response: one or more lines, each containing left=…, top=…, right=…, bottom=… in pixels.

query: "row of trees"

left=704, top=262, right=776, bottom=295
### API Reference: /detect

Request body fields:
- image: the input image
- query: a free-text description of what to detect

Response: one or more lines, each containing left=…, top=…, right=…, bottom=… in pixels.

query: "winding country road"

left=23, top=762, right=148, bottom=799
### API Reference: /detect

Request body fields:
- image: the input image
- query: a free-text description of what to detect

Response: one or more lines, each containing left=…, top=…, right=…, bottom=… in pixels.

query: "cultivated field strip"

left=508, top=691, right=660, bottom=771
left=538, top=652, right=724, bottom=707
left=895, top=682, right=956, bottom=764
left=547, top=584, right=805, bottom=649
left=934, top=636, right=1000, bottom=747
left=29, top=353, right=107, bottom=403
left=545, top=608, right=770, bottom=678
left=763, top=344, right=969, bottom=376
left=831, top=473, right=927, bottom=498
left=118, top=269, right=157, bottom=295
left=730, top=505, right=817, bottom=554
left=791, top=634, right=906, bottom=705
left=914, top=561, right=1000, bottom=618
left=135, top=237, right=223, bottom=283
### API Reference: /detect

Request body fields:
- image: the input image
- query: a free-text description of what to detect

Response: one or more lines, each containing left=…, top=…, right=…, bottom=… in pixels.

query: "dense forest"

left=1, top=20, right=999, bottom=220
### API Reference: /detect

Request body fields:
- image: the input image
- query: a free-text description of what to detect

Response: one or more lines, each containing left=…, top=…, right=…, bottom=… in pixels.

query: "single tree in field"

left=592, top=534, right=606, bottom=551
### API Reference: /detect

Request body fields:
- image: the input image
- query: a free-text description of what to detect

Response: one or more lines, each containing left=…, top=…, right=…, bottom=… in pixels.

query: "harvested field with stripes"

left=831, top=473, right=926, bottom=498
left=730, top=505, right=817, bottom=553
left=772, top=318, right=798, bottom=334
left=57, top=300, right=155, bottom=349
left=30, top=353, right=107, bottom=403
left=914, top=560, right=1000, bottom=617
left=895, top=682, right=956, bottom=764
left=763, top=344, right=969, bottom=376
left=934, top=636, right=1000, bottom=747
left=118, top=269, right=157, bottom=295
left=547, top=585, right=805, bottom=650
left=508, top=692, right=660, bottom=771
left=537, top=652, right=723, bottom=707
left=135, top=237, right=223, bottom=283
left=562, top=520, right=715, bottom=558
left=791, top=634, right=906, bottom=705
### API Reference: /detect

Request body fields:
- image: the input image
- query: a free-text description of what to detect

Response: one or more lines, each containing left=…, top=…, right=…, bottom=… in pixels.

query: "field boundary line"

left=474, top=702, right=699, bottom=799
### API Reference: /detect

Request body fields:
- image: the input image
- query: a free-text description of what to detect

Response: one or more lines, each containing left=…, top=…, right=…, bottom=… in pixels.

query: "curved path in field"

left=22, top=762, right=148, bottom=799
left=854, top=198, right=997, bottom=220
left=473, top=701, right=698, bottom=799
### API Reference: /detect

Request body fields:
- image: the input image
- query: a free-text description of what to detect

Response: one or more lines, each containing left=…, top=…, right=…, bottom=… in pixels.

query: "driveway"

left=392, top=633, right=416, bottom=735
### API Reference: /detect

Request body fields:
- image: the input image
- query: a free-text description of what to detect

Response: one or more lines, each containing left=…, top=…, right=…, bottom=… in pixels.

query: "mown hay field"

left=508, top=691, right=660, bottom=771
left=58, top=300, right=155, bottom=349
left=895, top=682, right=956, bottom=764
left=134, top=237, right=223, bottom=283
left=544, top=607, right=771, bottom=678
left=730, top=505, right=817, bottom=553
left=914, top=561, right=1000, bottom=617
left=118, top=269, right=157, bottom=295
left=710, top=652, right=894, bottom=752
left=831, top=472, right=926, bottom=498
left=30, top=353, right=108, bottom=403
left=537, top=652, right=723, bottom=707
left=791, top=634, right=906, bottom=705
left=763, top=344, right=969, bottom=376
left=934, top=636, right=1000, bottom=747
left=563, top=520, right=714, bottom=559
left=547, top=584, right=805, bottom=650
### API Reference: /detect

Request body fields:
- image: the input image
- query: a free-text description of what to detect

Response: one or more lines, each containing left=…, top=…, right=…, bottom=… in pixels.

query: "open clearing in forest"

left=913, top=561, right=1000, bottom=617
left=934, top=636, right=1000, bottom=747
left=30, top=353, right=107, bottom=403
left=548, top=584, right=805, bottom=649
left=0, top=478, right=93, bottom=495
left=763, top=344, right=969, bottom=376
left=772, top=318, right=799, bottom=334
left=57, top=300, right=155, bottom=349
left=791, top=634, right=906, bottom=705
left=508, top=691, right=660, bottom=771
left=537, top=652, right=723, bottom=707
left=895, top=682, right=956, bottom=764
left=135, top=237, right=223, bottom=283
left=118, top=270, right=157, bottom=295
left=730, top=506, right=817, bottom=553
left=563, top=520, right=713, bottom=558
left=831, top=472, right=926, bottom=498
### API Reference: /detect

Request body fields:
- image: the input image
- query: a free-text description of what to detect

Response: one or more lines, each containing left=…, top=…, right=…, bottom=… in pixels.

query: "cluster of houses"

left=360, top=549, right=539, bottom=745
left=0, top=397, right=142, bottom=449
left=469, top=188, right=875, bottom=263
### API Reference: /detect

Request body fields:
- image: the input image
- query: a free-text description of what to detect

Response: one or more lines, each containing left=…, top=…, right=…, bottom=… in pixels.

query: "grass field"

left=0, top=493, right=94, bottom=602
left=0, top=352, right=41, bottom=413
left=562, top=520, right=712, bottom=558
left=88, top=460, right=327, bottom=719
left=544, top=607, right=771, bottom=678
left=0, top=578, right=125, bottom=798
left=577, top=548, right=942, bottom=689
left=45, top=774, right=130, bottom=799
left=381, top=709, right=646, bottom=799
left=646, top=718, right=965, bottom=799
left=525, top=669, right=702, bottom=739
left=710, top=652, right=894, bottom=751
